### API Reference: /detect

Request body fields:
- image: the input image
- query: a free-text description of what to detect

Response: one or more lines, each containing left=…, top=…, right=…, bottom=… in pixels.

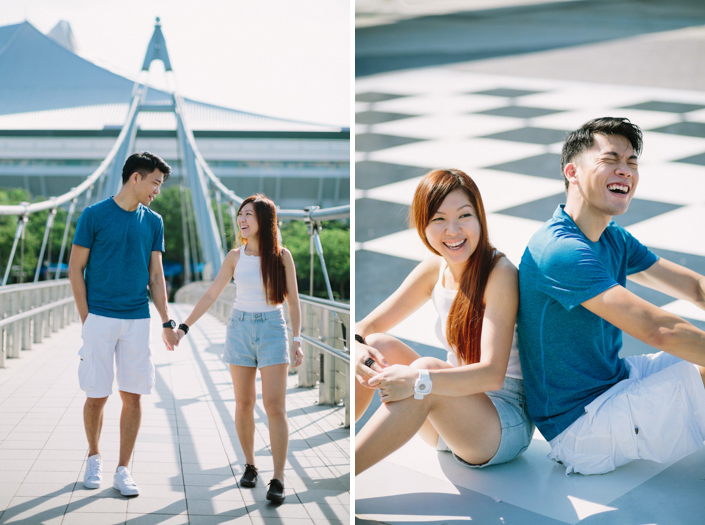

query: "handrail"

left=287, top=329, right=350, bottom=363
left=0, top=297, right=74, bottom=328
left=299, top=295, right=350, bottom=315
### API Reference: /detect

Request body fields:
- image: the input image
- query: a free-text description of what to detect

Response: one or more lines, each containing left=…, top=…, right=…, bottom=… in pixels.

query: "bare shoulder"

left=225, top=248, right=241, bottom=268
left=281, top=247, right=295, bottom=265
left=486, top=255, right=518, bottom=295
left=414, top=255, right=444, bottom=290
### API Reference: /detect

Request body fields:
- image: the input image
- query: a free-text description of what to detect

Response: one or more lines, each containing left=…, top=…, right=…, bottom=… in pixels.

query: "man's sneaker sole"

left=83, top=479, right=101, bottom=489
left=113, top=478, right=140, bottom=496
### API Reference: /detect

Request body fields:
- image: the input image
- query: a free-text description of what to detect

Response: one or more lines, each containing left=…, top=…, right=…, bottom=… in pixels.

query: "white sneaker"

left=83, top=454, right=102, bottom=489
left=113, top=466, right=140, bottom=496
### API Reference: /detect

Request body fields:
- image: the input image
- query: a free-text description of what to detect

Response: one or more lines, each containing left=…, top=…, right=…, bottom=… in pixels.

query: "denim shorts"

left=437, top=376, right=534, bottom=468
left=223, top=309, right=290, bottom=368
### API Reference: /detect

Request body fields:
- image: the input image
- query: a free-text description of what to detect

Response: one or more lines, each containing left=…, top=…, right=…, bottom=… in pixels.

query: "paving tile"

left=471, top=88, right=544, bottom=98
left=66, top=496, right=129, bottom=513
left=187, top=498, right=250, bottom=517
left=245, top=500, right=311, bottom=519
left=356, top=92, right=408, bottom=103
left=355, top=133, right=424, bottom=153
left=300, top=502, right=348, bottom=520
left=476, top=105, right=563, bottom=119
left=185, top=485, right=244, bottom=502
left=183, top=473, right=237, bottom=488
left=126, top=496, right=187, bottom=515
left=14, top=482, right=75, bottom=497
left=61, top=513, right=128, bottom=525
left=1, top=494, right=70, bottom=524
left=124, top=513, right=189, bottom=525
left=252, top=516, right=314, bottom=525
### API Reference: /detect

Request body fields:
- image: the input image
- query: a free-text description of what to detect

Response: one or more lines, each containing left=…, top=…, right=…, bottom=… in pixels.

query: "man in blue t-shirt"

left=69, top=151, right=179, bottom=496
left=518, top=117, right=705, bottom=476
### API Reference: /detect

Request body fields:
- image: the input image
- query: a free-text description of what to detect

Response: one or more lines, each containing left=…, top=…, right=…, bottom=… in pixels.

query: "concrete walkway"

left=0, top=304, right=349, bottom=525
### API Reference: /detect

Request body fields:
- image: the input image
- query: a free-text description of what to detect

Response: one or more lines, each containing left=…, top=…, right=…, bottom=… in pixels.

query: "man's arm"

left=68, top=245, right=91, bottom=324
left=582, top=285, right=705, bottom=367
left=149, top=251, right=177, bottom=351
left=628, top=257, right=705, bottom=310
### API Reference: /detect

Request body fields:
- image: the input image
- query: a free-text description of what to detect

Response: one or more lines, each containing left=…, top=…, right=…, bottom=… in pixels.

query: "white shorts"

left=78, top=313, right=154, bottom=398
left=549, top=352, right=705, bottom=476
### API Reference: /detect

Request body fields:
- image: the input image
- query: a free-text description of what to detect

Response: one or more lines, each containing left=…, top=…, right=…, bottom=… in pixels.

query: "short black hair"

left=560, top=117, right=642, bottom=190
left=121, top=151, right=171, bottom=185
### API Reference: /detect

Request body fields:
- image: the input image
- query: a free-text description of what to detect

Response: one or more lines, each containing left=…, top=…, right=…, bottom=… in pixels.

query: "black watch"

left=355, top=334, right=366, bottom=345
left=178, top=323, right=189, bottom=335
left=162, top=320, right=176, bottom=329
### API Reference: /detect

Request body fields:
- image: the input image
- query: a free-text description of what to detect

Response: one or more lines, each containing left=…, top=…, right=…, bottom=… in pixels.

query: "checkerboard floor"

left=355, top=67, right=705, bottom=525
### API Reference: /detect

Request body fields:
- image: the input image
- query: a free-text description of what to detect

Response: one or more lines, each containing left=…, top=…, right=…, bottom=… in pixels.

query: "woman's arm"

left=178, top=249, right=239, bottom=334
left=369, top=257, right=518, bottom=401
left=356, top=256, right=441, bottom=338
left=283, top=248, right=303, bottom=367
left=354, top=256, right=441, bottom=383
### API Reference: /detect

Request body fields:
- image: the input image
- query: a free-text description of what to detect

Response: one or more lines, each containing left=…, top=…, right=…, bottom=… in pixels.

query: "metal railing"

left=175, top=282, right=350, bottom=427
left=0, top=280, right=77, bottom=368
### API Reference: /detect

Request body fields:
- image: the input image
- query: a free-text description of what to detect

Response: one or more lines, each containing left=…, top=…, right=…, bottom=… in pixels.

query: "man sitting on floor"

left=517, top=117, right=705, bottom=475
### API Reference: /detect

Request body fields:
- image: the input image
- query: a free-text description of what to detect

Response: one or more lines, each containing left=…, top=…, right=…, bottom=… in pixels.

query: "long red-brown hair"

left=237, top=194, right=287, bottom=305
left=410, top=169, right=502, bottom=366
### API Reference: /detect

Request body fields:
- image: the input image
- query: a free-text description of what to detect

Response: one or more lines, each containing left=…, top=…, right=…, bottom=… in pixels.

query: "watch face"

left=165, top=320, right=175, bottom=328
left=418, top=383, right=428, bottom=392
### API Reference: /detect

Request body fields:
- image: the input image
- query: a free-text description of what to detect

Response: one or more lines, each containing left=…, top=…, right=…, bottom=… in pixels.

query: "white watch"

left=292, top=336, right=303, bottom=343
left=414, top=369, right=432, bottom=399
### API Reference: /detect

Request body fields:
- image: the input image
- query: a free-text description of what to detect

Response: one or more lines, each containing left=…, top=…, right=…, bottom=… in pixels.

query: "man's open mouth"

left=607, top=183, right=629, bottom=194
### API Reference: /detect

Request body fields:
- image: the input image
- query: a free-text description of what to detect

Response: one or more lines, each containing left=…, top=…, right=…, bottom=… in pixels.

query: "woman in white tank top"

left=355, top=169, right=534, bottom=476
left=175, top=194, right=303, bottom=503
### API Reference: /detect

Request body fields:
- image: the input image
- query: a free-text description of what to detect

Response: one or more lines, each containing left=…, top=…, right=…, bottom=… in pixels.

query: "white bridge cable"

left=0, top=92, right=143, bottom=217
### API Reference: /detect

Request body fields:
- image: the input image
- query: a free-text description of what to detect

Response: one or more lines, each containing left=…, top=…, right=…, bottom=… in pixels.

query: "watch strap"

left=292, top=336, right=303, bottom=343
left=414, top=369, right=432, bottom=399
left=162, top=319, right=175, bottom=329
left=355, top=334, right=366, bottom=345
left=178, top=323, right=189, bottom=334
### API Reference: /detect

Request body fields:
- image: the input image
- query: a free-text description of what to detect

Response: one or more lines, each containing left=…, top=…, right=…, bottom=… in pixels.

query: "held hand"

left=368, top=365, right=418, bottom=403
left=291, top=341, right=304, bottom=368
left=175, top=328, right=186, bottom=344
left=162, top=328, right=178, bottom=351
left=355, top=341, right=389, bottom=388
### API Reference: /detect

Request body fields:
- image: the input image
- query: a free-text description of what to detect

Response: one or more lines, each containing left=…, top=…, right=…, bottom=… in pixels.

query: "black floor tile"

left=356, top=133, right=424, bottom=152
left=356, top=111, right=417, bottom=125
left=356, top=161, right=429, bottom=190
left=481, top=126, right=568, bottom=145
left=496, top=194, right=682, bottom=227
left=475, top=105, right=563, bottom=119
left=674, top=152, right=705, bottom=166
left=470, top=88, right=543, bottom=98
left=355, top=198, right=411, bottom=243
left=356, top=92, right=408, bottom=103
left=355, top=250, right=419, bottom=320
left=649, top=121, right=705, bottom=138
left=485, top=152, right=562, bottom=179
left=621, top=101, right=705, bottom=113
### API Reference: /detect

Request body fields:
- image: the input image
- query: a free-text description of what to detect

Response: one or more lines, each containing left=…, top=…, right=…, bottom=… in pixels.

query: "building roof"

left=0, top=22, right=346, bottom=135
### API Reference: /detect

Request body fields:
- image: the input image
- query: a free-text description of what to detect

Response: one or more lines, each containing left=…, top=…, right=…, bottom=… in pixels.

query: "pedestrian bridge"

left=0, top=303, right=349, bottom=524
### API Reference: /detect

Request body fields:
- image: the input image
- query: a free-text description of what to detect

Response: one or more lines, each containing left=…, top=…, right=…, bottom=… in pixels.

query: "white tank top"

left=431, top=261, right=522, bottom=379
left=232, top=246, right=282, bottom=313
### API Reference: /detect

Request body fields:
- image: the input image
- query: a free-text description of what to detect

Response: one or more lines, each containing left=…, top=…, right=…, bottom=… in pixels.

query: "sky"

left=0, top=0, right=351, bottom=127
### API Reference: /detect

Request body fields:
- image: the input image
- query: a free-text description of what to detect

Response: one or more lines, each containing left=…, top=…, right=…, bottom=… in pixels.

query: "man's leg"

left=84, top=396, right=108, bottom=456
left=118, top=391, right=141, bottom=468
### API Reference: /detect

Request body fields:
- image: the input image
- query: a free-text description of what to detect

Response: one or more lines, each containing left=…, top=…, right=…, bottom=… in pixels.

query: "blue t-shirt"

left=73, top=198, right=165, bottom=319
left=517, top=205, right=658, bottom=441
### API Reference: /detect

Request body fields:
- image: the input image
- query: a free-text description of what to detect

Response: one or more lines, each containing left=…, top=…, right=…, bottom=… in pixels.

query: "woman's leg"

left=356, top=334, right=422, bottom=422
left=260, top=363, right=290, bottom=481
left=355, top=357, right=501, bottom=476
left=230, top=365, right=258, bottom=466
